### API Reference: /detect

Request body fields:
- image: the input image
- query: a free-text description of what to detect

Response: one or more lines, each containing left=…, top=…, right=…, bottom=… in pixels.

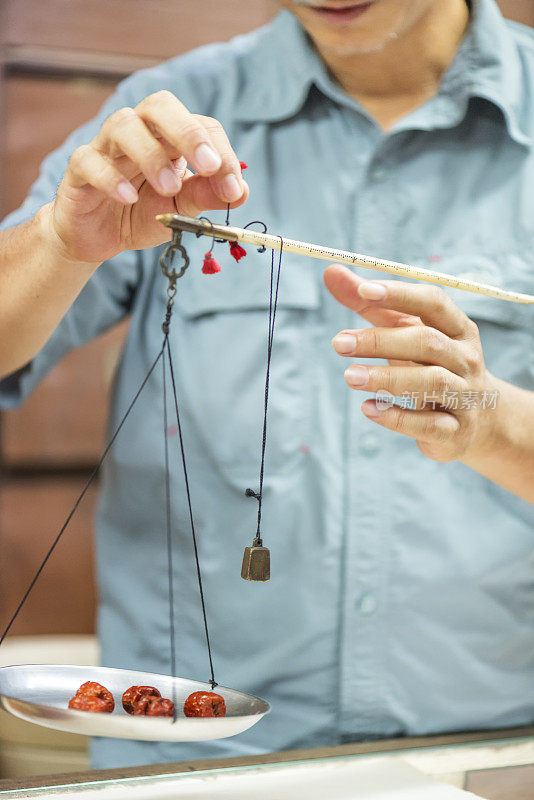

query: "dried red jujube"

left=184, top=691, right=226, bottom=717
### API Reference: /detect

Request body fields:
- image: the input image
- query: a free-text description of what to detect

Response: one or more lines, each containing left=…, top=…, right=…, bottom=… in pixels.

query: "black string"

left=165, top=338, right=217, bottom=689
left=246, top=237, right=284, bottom=543
left=162, top=345, right=178, bottom=720
left=216, top=211, right=284, bottom=542
left=0, top=344, right=165, bottom=647
left=243, top=221, right=267, bottom=232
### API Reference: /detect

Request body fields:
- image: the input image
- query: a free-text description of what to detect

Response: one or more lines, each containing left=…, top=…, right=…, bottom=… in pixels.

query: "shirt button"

left=357, top=593, right=378, bottom=616
left=359, top=433, right=380, bottom=456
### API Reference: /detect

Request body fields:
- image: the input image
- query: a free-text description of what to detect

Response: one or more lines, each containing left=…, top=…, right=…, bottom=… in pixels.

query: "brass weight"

left=241, top=539, right=270, bottom=582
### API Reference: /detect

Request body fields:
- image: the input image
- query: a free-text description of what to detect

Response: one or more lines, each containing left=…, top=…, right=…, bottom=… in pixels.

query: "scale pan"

left=0, top=664, right=270, bottom=742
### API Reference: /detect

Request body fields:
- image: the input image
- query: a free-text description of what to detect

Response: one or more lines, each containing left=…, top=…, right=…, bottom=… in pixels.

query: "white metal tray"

left=0, top=664, right=269, bottom=742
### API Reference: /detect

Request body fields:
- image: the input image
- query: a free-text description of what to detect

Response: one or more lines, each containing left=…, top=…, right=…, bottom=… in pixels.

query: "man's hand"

left=49, top=90, right=249, bottom=265
left=324, top=263, right=499, bottom=464
left=0, top=91, right=249, bottom=379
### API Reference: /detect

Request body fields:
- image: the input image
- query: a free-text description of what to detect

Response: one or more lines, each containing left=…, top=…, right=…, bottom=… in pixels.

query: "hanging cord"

left=165, top=337, right=217, bottom=689
left=161, top=232, right=217, bottom=688
left=162, top=346, right=178, bottom=719
left=246, top=236, right=284, bottom=545
left=0, top=345, right=165, bottom=647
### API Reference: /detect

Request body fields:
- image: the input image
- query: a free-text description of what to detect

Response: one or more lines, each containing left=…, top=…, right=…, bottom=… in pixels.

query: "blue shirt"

left=2, top=0, right=534, bottom=770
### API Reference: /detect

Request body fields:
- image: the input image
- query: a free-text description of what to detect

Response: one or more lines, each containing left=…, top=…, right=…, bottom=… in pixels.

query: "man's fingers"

left=360, top=279, right=474, bottom=339
left=343, top=363, right=466, bottom=409
left=361, top=400, right=460, bottom=448
left=67, top=145, right=139, bottom=204
left=196, top=115, right=248, bottom=203
left=91, top=94, right=247, bottom=206
left=95, top=108, right=182, bottom=197
left=332, top=324, right=473, bottom=375
left=324, top=264, right=417, bottom=328
left=135, top=93, right=246, bottom=203
left=325, top=264, right=476, bottom=339
left=135, top=91, right=223, bottom=175
left=176, top=173, right=250, bottom=217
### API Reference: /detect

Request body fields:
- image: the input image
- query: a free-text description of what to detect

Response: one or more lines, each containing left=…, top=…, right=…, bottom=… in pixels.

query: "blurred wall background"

left=0, top=0, right=533, bottom=640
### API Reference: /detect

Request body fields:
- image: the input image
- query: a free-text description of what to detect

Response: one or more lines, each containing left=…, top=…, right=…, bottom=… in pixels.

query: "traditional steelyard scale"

left=1, top=206, right=533, bottom=744
left=158, top=213, right=534, bottom=304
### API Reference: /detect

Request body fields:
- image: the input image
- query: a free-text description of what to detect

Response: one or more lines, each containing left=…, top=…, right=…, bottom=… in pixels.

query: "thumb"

left=324, top=264, right=421, bottom=329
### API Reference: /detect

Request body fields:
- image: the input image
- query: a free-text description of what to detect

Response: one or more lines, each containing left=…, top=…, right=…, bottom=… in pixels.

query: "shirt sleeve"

left=0, top=76, right=148, bottom=410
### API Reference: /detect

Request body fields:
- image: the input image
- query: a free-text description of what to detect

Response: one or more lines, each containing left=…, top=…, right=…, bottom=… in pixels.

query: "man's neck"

left=314, top=0, right=470, bottom=129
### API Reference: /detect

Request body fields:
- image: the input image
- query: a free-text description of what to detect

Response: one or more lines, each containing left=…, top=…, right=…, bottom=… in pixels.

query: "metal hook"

left=243, top=220, right=268, bottom=253
left=159, top=230, right=191, bottom=284
left=159, top=230, right=191, bottom=334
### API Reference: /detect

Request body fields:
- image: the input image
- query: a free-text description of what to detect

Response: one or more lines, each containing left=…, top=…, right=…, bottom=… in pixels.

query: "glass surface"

left=2, top=732, right=534, bottom=797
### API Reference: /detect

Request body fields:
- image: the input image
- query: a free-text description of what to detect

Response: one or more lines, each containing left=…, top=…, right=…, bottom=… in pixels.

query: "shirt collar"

left=437, top=0, right=533, bottom=146
left=236, top=1, right=533, bottom=146
left=233, top=10, right=333, bottom=123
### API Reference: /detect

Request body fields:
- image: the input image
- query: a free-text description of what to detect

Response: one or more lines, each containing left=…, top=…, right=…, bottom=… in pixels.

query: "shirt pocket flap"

left=450, top=291, right=534, bottom=330
left=430, top=255, right=534, bottom=389
left=427, top=254, right=534, bottom=331
left=164, top=247, right=319, bottom=485
left=173, top=248, right=321, bottom=319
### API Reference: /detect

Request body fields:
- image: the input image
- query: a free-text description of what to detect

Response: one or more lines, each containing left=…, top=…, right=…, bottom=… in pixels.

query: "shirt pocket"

left=433, top=254, right=534, bottom=391
left=170, top=257, right=321, bottom=488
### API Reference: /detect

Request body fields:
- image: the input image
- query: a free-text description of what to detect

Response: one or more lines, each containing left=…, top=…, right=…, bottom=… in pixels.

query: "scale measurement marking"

left=156, top=214, right=534, bottom=305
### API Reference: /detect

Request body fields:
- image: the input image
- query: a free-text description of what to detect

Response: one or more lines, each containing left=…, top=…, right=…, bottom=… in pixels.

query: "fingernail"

left=359, top=282, right=387, bottom=300
left=332, top=334, right=357, bottom=354
left=116, top=181, right=138, bottom=204
left=194, top=143, right=221, bottom=173
left=158, top=167, right=181, bottom=194
left=345, top=365, right=369, bottom=387
left=362, top=399, right=383, bottom=418
left=220, top=174, right=242, bottom=202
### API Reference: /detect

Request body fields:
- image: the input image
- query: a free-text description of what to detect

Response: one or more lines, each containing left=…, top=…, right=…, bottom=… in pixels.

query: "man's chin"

left=311, top=29, right=399, bottom=56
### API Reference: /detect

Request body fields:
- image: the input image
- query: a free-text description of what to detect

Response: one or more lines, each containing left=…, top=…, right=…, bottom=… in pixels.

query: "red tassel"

left=202, top=252, right=221, bottom=274
left=239, top=161, right=248, bottom=171
left=229, top=242, right=247, bottom=262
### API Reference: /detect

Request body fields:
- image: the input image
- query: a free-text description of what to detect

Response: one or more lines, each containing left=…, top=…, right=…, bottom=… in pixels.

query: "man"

left=1, top=0, right=534, bottom=770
